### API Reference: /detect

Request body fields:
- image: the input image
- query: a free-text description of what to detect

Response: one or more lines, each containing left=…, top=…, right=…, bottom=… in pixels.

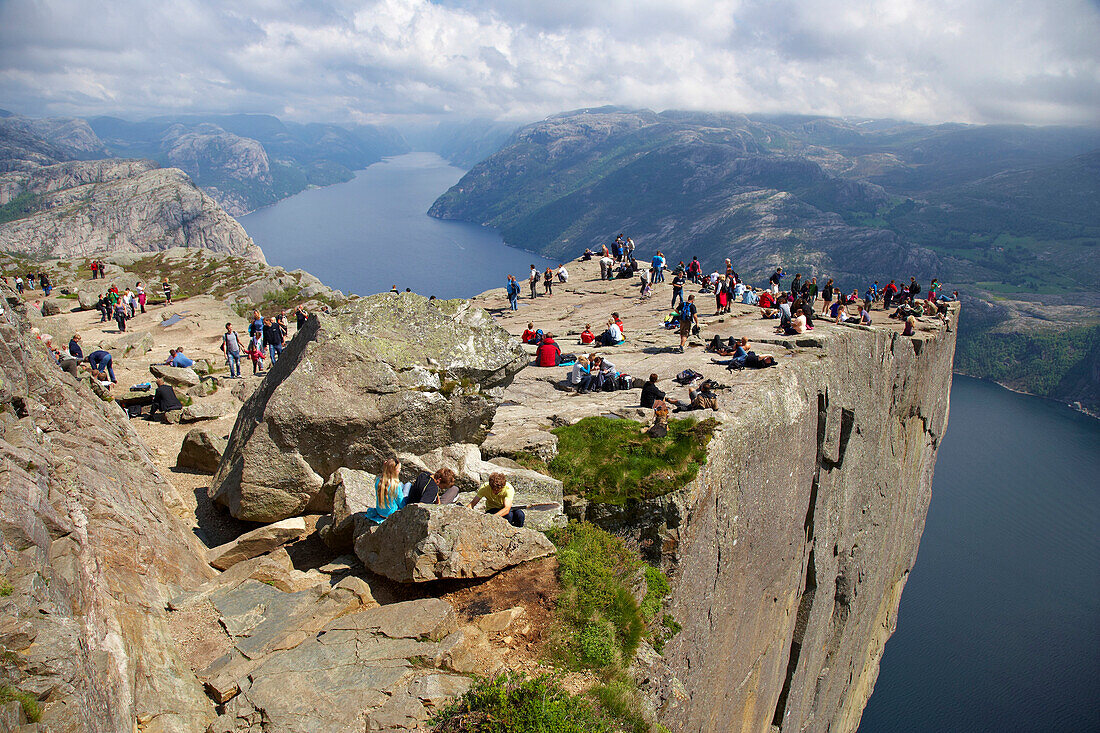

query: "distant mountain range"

left=428, top=107, right=1100, bottom=413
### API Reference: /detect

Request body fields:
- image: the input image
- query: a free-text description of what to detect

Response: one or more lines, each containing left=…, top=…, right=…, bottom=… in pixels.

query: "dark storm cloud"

left=0, top=0, right=1096, bottom=124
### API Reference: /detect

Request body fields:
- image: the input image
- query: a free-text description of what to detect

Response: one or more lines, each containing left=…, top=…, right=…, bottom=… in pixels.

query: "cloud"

left=0, top=0, right=1097, bottom=125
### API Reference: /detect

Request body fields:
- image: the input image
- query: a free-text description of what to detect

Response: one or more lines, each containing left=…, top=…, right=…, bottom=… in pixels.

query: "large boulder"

left=210, top=294, right=525, bottom=522
left=177, top=427, right=227, bottom=474
left=207, top=517, right=309, bottom=570
left=318, top=468, right=377, bottom=551
left=353, top=504, right=556, bottom=583
left=150, top=363, right=201, bottom=387
left=40, top=299, right=61, bottom=316
left=77, top=289, right=98, bottom=310
left=181, top=400, right=227, bottom=422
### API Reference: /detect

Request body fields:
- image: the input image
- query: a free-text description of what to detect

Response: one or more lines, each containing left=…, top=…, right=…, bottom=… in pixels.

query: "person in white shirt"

left=557, top=264, right=569, bottom=283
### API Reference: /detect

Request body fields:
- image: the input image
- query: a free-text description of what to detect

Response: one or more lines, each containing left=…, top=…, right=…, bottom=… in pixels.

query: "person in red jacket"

left=536, top=333, right=561, bottom=367
left=580, top=324, right=595, bottom=344
left=522, top=322, right=538, bottom=343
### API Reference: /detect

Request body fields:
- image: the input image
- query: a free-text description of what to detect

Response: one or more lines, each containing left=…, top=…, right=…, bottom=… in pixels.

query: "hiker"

left=882, top=280, right=899, bottom=310
left=67, top=333, right=83, bottom=360
left=162, top=277, right=172, bottom=305
left=536, top=332, right=562, bottom=367
left=114, top=302, right=127, bottom=332
left=249, top=310, right=264, bottom=346
left=295, top=304, right=309, bottom=329
left=638, top=275, right=652, bottom=298
left=263, top=316, right=284, bottom=363
left=135, top=282, right=146, bottom=313
left=651, top=251, right=666, bottom=283
left=580, top=324, right=595, bottom=345
left=15, top=276, right=24, bottom=294
left=569, top=357, right=590, bottom=392
left=712, top=337, right=750, bottom=368
left=678, top=295, right=698, bottom=353
left=529, top=265, right=539, bottom=297
left=557, top=264, right=569, bottom=283
left=149, top=378, right=183, bottom=419
left=600, top=254, right=614, bottom=281
left=902, top=315, right=917, bottom=336
left=671, top=270, right=685, bottom=310
left=596, top=318, right=624, bottom=346
left=221, top=322, right=242, bottom=378
left=90, top=260, right=98, bottom=280
left=522, top=323, right=539, bottom=344
left=470, top=472, right=524, bottom=528
left=407, top=467, right=460, bottom=505
left=506, top=275, right=521, bottom=311
left=677, top=382, right=719, bottom=411
left=365, top=458, right=409, bottom=523
left=543, top=268, right=554, bottom=296
left=86, top=350, right=116, bottom=383
left=640, top=373, right=666, bottom=409
left=170, top=347, right=194, bottom=368
left=820, top=278, right=835, bottom=316
left=246, top=334, right=265, bottom=374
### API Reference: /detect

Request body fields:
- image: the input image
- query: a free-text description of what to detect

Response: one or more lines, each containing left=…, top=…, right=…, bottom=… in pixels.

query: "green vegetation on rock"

left=548, top=416, right=716, bottom=504
left=0, top=685, right=42, bottom=722
left=432, top=675, right=626, bottom=733
left=0, top=191, right=41, bottom=225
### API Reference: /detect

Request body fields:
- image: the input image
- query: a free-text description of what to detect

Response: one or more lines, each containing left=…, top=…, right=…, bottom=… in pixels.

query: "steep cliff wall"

left=0, top=291, right=216, bottom=731
left=659, top=322, right=955, bottom=732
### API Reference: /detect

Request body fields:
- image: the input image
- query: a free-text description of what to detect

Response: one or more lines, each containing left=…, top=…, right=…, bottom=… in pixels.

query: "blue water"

left=239, top=152, right=556, bottom=299
left=861, top=376, right=1100, bottom=732
left=239, top=155, right=1100, bottom=732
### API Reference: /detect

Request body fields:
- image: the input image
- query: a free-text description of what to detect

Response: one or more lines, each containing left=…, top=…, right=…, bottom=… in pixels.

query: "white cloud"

left=0, top=0, right=1096, bottom=125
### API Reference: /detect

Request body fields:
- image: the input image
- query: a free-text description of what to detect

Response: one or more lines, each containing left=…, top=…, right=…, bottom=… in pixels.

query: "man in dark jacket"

left=263, top=317, right=285, bottom=363
left=641, top=373, right=666, bottom=409
left=149, top=378, right=183, bottom=419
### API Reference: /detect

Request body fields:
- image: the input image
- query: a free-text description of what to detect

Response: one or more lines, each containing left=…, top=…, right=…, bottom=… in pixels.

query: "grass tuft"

left=548, top=417, right=717, bottom=504
left=0, top=686, right=41, bottom=722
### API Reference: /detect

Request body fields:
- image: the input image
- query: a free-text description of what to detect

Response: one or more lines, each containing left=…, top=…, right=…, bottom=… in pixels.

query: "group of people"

left=365, top=459, right=527, bottom=528
left=94, top=283, right=148, bottom=331
left=504, top=264, right=571, bottom=309
left=13, top=272, right=52, bottom=295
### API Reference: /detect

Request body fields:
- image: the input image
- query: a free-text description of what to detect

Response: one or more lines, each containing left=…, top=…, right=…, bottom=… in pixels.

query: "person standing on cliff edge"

left=507, top=275, right=520, bottom=310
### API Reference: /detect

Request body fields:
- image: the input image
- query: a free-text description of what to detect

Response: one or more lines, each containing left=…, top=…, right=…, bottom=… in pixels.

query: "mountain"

left=86, top=113, right=410, bottom=215
left=0, top=123, right=261, bottom=259
left=403, top=118, right=521, bottom=168
left=429, top=108, right=1100, bottom=412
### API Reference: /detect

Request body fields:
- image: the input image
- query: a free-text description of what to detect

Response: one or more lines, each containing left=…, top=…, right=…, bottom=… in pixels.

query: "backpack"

left=617, top=374, right=633, bottom=390
left=675, top=369, right=703, bottom=385
left=679, top=302, right=694, bottom=322
left=602, top=375, right=617, bottom=392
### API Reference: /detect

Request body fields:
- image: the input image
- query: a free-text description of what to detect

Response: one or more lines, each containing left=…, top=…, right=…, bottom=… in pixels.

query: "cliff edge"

left=470, top=256, right=956, bottom=732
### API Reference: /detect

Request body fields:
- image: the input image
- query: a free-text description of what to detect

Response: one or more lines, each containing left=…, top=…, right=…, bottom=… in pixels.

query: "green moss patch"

left=0, top=686, right=41, bottom=722
left=548, top=416, right=717, bottom=504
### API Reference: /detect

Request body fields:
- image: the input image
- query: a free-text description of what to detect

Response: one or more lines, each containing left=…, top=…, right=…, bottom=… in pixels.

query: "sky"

left=1, top=0, right=1098, bottom=126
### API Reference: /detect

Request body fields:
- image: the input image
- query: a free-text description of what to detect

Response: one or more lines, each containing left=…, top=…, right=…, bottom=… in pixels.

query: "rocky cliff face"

left=0, top=289, right=216, bottom=731
left=0, top=162, right=262, bottom=260
left=655, top=323, right=954, bottom=733
left=161, top=124, right=273, bottom=217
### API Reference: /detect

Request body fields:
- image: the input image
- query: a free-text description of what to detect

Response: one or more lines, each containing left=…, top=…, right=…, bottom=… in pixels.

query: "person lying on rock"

left=470, top=472, right=525, bottom=528
left=675, top=381, right=720, bottom=412
left=407, top=467, right=460, bottom=505
left=364, top=458, right=410, bottom=524
left=170, top=347, right=194, bottom=369
left=149, top=378, right=182, bottom=420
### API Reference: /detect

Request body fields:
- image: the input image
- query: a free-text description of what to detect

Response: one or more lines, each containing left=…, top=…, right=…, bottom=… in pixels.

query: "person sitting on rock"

left=596, top=318, right=624, bottom=346
left=522, top=322, right=539, bottom=344
left=149, top=378, right=182, bottom=420
left=580, top=324, right=595, bottom=345
left=364, top=458, right=410, bottom=523
left=536, top=332, right=562, bottom=367
left=640, top=373, right=679, bottom=409
left=470, top=472, right=524, bottom=528
left=170, top=347, right=194, bottom=369
left=569, top=356, right=590, bottom=392
left=407, top=467, right=460, bottom=505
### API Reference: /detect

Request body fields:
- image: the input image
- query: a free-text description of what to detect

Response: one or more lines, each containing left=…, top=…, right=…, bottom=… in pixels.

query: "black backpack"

left=675, top=369, right=703, bottom=385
